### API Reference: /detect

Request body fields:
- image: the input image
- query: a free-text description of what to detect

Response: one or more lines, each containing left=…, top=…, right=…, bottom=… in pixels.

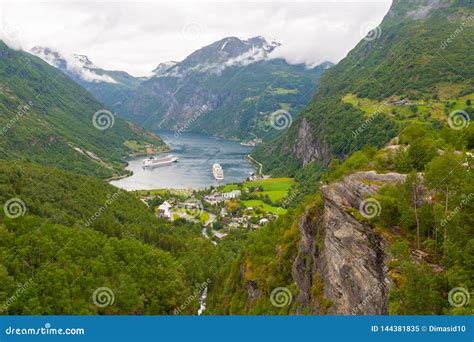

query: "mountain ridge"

left=253, top=0, right=474, bottom=175
left=0, top=40, right=165, bottom=178
left=116, top=36, right=333, bottom=140
left=30, top=46, right=144, bottom=108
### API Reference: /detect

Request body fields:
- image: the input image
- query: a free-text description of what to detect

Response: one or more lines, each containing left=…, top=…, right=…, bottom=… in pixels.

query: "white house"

left=157, top=201, right=172, bottom=219
left=222, top=190, right=241, bottom=199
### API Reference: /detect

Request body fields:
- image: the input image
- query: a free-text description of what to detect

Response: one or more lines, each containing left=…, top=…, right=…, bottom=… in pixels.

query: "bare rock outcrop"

left=292, top=171, right=406, bottom=315
left=292, top=118, right=330, bottom=166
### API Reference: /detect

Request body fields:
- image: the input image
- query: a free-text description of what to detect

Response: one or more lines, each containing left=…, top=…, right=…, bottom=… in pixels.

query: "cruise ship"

left=212, top=163, right=224, bottom=180
left=142, top=155, right=178, bottom=168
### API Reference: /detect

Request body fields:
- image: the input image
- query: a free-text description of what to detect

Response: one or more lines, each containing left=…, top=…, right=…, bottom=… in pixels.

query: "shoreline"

left=109, top=130, right=257, bottom=191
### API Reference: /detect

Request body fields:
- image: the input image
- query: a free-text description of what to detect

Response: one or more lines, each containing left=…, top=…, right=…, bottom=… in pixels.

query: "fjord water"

left=110, top=131, right=255, bottom=190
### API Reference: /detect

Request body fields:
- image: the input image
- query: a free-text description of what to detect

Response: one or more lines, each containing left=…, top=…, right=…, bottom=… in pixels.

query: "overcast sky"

left=0, top=0, right=392, bottom=76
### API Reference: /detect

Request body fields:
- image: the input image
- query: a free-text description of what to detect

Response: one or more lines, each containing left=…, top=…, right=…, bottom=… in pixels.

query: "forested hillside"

left=207, top=0, right=474, bottom=316
left=0, top=162, right=216, bottom=314
left=30, top=47, right=144, bottom=109
left=1, top=0, right=472, bottom=317
left=208, top=121, right=473, bottom=315
left=0, top=41, right=165, bottom=178
left=253, top=0, right=474, bottom=175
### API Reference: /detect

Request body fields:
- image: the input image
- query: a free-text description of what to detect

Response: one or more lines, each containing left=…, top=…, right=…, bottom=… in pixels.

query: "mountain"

left=253, top=0, right=474, bottom=175
left=206, top=0, right=473, bottom=315
left=30, top=46, right=144, bottom=108
left=0, top=41, right=165, bottom=178
left=151, top=61, right=178, bottom=77
left=116, top=36, right=333, bottom=140
left=0, top=42, right=214, bottom=315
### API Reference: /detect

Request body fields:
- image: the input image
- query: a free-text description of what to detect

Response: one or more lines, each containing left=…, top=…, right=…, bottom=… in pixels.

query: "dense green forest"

left=0, top=0, right=472, bottom=317
left=0, top=41, right=165, bottom=178
left=253, top=1, right=474, bottom=176
left=0, top=162, right=217, bottom=314
left=208, top=120, right=473, bottom=315
left=206, top=0, right=474, bottom=315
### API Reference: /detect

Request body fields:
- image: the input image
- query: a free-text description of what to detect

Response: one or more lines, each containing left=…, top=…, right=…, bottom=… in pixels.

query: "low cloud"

left=1, top=0, right=392, bottom=76
left=31, top=48, right=118, bottom=83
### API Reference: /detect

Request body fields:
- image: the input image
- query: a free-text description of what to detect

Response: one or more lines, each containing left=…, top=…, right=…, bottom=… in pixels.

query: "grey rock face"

left=292, top=171, right=406, bottom=315
left=292, top=118, right=330, bottom=166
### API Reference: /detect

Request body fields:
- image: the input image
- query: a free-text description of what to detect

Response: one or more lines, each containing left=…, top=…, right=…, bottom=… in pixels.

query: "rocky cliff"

left=292, top=118, right=331, bottom=166
left=292, top=171, right=406, bottom=314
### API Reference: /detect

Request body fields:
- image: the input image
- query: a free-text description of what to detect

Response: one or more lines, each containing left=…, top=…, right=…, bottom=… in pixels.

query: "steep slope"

left=253, top=0, right=474, bottom=175
left=206, top=0, right=473, bottom=316
left=117, top=36, right=332, bottom=140
left=0, top=162, right=216, bottom=314
left=0, top=41, right=165, bottom=178
left=208, top=128, right=473, bottom=315
left=30, top=47, right=144, bottom=108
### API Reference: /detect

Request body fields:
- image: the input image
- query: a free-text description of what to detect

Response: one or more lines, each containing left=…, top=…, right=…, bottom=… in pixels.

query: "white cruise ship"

left=142, top=155, right=178, bottom=169
left=212, top=163, right=224, bottom=180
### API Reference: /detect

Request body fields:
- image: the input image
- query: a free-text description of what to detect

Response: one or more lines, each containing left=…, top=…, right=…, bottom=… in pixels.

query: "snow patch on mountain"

left=151, top=61, right=178, bottom=77
left=154, top=36, right=283, bottom=78
left=30, top=47, right=118, bottom=84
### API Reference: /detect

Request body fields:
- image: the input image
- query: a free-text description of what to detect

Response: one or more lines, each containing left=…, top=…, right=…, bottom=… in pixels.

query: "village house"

left=157, top=201, right=172, bottom=219
left=204, top=192, right=225, bottom=205
left=222, top=190, right=241, bottom=199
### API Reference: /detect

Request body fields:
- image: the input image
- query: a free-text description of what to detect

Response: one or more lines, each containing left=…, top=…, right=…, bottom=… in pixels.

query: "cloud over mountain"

left=2, top=0, right=391, bottom=76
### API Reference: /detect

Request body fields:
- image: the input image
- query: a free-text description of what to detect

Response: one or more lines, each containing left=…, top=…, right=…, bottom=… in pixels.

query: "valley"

left=0, top=0, right=472, bottom=318
left=31, top=37, right=333, bottom=142
left=110, top=131, right=255, bottom=190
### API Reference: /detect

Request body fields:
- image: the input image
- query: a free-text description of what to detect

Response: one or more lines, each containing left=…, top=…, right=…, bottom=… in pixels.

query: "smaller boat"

left=143, top=155, right=178, bottom=169
left=212, top=163, right=224, bottom=180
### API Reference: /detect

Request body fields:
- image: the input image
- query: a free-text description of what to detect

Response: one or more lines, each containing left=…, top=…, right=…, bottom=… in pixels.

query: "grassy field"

left=242, top=199, right=286, bottom=214
left=200, top=211, right=210, bottom=223
left=269, top=86, right=299, bottom=95
left=221, top=183, right=239, bottom=192
left=244, top=178, right=295, bottom=191
left=342, top=92, right=473, bottom=123
left=254, top=190, right=287, bottom=202
left=243, top=178, right=295, bottom=202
